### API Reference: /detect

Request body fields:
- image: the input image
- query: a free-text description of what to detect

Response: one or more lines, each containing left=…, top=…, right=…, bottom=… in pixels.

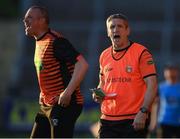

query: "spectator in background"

left=92, top=13, right=157, bottom=138
left=23, top=6, right=88, bottom=138
left=151, top=63, right=180, bottom=138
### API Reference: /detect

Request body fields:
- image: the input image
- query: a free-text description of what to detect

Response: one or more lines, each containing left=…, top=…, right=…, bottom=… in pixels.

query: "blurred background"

left=0, top=0, right=180, bottom=137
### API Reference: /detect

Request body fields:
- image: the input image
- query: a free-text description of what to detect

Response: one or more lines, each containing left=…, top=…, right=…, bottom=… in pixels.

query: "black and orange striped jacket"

left=34, top=29, right=83, bottom=106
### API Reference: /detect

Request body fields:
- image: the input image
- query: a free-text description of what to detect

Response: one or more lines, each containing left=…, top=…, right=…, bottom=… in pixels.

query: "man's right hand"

left=92, top=92, right=104, bottom=103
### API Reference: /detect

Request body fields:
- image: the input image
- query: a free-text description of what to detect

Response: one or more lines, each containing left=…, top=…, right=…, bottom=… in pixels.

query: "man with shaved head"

left=23, top=6, right=88, bottom=138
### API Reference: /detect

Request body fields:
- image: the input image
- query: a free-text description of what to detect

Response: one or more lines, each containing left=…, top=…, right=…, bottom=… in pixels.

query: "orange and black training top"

left=34, top=29, right=83, bottom=106
left=99, top=42, right=157, bottom=121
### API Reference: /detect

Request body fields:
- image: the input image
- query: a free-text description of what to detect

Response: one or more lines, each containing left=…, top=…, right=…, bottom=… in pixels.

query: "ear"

left=107, top=27, right=110, bottom=37
left=127, top=26, right=130, bottom=36
left=40, top=18, right=46, bottom=25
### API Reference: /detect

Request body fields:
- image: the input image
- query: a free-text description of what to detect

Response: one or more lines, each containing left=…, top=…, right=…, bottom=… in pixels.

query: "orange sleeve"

left=139, top=50, right=157, bottom=78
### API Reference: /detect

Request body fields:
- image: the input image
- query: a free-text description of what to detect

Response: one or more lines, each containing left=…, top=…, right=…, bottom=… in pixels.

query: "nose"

left=23, top=18, right=27, bottom=24
left=113, top=26, right=118, bottom=32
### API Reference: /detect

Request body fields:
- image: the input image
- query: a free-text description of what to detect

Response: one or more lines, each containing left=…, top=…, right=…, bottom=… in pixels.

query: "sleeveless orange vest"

left=99, top=43, right=148, bottom=120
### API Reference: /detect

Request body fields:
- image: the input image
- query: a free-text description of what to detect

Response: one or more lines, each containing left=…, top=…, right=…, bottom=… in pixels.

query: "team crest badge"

left=147, top=60, right=154, bottom=65
left=126, top=65, right=132, bottom=73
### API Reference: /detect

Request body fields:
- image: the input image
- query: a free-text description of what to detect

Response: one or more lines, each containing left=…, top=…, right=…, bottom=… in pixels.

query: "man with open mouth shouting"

left=92, top=13, right=158, bottom=138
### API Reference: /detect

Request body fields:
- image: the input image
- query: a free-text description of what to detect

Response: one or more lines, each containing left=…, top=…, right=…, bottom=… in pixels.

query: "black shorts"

left=30, top=103, right=83, bottom=138
left=99, top=119, right=149, bottom=138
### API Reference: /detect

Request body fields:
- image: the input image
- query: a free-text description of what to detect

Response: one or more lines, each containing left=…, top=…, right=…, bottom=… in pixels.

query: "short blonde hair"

left=106, top=13, right=129, bottom=28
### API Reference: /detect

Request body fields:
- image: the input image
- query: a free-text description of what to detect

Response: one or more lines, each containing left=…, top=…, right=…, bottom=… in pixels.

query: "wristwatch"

left=140, top=107, right=148, bottom=113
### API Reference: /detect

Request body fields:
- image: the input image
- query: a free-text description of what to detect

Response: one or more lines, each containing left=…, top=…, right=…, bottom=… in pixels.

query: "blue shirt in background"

left=158, top=81, right=180, bottom=126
